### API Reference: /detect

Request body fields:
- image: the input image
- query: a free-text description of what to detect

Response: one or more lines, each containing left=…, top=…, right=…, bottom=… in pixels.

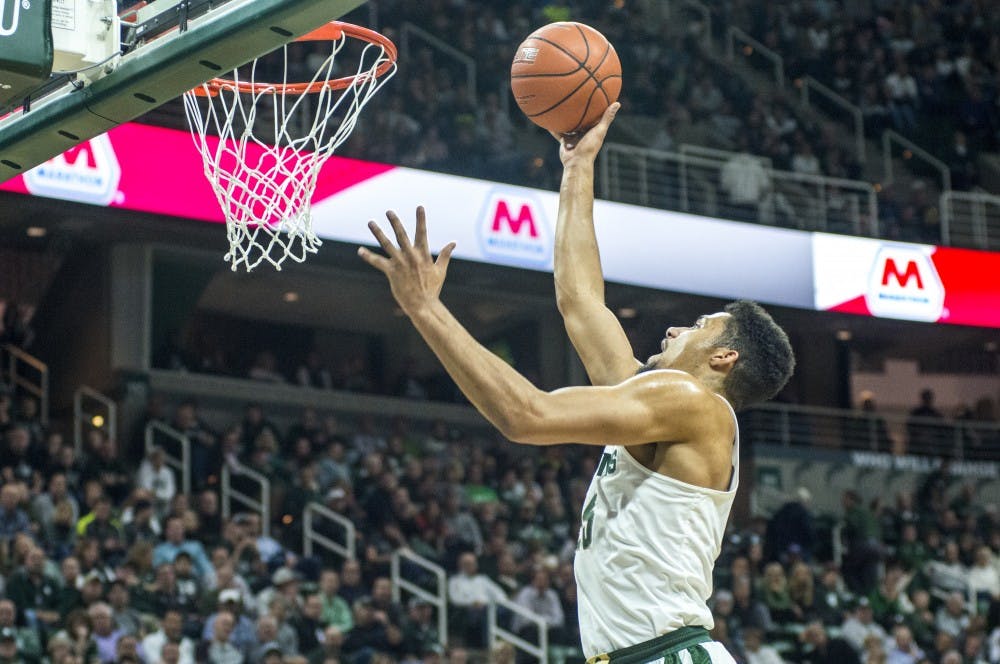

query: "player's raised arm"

left=358, top=207, right=715, bottom=447
left=552, top=103, right=639, bottom=386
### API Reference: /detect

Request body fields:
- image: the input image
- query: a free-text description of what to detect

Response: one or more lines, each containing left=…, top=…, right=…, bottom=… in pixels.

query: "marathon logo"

left=24, top=134, right=122, bottom=206
left=864, top=246, right=944, bottom=322
left=478, top=189, right=551, bottom=267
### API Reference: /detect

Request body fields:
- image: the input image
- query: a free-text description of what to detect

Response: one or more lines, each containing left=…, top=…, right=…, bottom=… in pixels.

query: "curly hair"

left=714, top=300, right=795, bottom=411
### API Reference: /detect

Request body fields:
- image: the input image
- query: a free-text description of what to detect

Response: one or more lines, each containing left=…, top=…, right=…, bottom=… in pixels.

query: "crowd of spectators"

left=327, top=0, right=976, bottom=245
left=333, top=0, right=867, bottom=195
left=2, top=375, right=1000, bottom=664
left=719, top=0, right=1000, bottom=179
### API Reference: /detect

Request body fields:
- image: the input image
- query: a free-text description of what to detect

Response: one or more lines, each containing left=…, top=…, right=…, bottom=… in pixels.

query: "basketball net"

left=182, top=23, right=396, bottom=271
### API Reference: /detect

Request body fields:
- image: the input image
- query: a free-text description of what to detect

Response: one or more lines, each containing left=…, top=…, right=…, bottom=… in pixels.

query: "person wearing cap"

left=260, top=642, right=284, bottom=664
left=142, top=609, right=195, bottom=664
left=122, top=498, right=160, bottom=546
left=0, top=626, right=19, bottom=664
left=402, top=596, right=439, bottom=658
left=256, top=568, right=301, bottom=619
left=201, top=590, right=256, bottom=658
left=841, top=596, right=888, bottom=653
left=79, top=569, right=108, bottom=607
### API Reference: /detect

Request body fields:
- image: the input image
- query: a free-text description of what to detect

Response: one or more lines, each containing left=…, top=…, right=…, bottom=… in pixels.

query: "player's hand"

left=551, top=102, right=620, bottom=166
left=359, top=206, right=456, bottom=317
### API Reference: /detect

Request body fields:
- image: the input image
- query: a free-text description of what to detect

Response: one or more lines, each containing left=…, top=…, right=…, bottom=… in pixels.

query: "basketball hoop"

left=182, top=21, right=397, bottom=271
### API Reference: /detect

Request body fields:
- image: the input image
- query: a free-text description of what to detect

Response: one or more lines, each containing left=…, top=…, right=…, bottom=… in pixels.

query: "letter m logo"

left=60, top=143, right=99, bottom=169
left=492, top=200, right=539, bottom=238
left=881, top=258, right=923, bottom=289
left=865, top=246, right=944, bottom=322
left=478, top=190, right=551, bottom=266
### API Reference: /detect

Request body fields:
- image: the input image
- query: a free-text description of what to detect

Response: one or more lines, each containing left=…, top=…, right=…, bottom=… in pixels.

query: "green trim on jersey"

left=586, top=626, right=711, bottom=664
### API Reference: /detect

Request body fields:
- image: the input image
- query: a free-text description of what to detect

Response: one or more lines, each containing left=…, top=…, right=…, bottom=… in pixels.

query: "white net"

left=182, top=26, right=396, bottom=271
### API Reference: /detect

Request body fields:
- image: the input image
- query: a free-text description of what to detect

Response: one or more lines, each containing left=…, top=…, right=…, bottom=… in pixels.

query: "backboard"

left=0, top=0, right=366, bottom=181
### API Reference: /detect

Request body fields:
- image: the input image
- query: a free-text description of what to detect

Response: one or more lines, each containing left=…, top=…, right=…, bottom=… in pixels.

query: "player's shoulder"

left=624, top=370, right=733, bottom=423
left=623, top=368, right=715, bottom=399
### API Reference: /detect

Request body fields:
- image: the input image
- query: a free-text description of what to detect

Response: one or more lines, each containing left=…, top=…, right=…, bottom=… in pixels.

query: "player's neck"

left=683, top=365, right=728, bottom=398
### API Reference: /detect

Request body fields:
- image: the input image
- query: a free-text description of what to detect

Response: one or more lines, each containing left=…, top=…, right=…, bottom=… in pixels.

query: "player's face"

left=644, top=312, right=731, bottom=370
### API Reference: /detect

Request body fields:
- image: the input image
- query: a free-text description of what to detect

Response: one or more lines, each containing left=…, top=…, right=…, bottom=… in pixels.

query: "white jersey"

left=573, top=397, right=739, bottom=658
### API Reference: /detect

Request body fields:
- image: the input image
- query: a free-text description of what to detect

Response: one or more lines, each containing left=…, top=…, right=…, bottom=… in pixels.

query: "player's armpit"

left=559, top=298, right=640, bottom=386
left=504, top=370, right=716, bottom=446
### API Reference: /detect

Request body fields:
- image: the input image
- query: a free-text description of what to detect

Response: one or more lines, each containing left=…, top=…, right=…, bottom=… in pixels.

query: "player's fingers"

left=357, top=246, right=390, bottom=273
left=367, top=220, right=399, bottom=258
left=385, top=210, right=412, bottom=252
left=593, top=102, right=621, bottom=135
left=435, top=242, right=457, bottom=271
left=414, top=206, right=429, bottom=255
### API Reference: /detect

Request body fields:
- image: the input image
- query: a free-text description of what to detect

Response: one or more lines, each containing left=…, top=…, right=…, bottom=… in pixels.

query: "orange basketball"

left=510, top=22, right=622, bottom=135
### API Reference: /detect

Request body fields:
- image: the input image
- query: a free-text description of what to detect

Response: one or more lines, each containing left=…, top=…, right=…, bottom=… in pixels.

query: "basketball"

left=510, top=22, right=622, bottom=135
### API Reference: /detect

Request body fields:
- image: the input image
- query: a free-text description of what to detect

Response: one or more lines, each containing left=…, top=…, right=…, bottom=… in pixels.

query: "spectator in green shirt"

left=318, top=570, right=353, bottom=633
left=897, top=524, right=930, bottom=572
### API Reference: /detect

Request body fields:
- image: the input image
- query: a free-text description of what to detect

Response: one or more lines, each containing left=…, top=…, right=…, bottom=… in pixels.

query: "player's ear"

left=709, top=348, right=738, bottom=373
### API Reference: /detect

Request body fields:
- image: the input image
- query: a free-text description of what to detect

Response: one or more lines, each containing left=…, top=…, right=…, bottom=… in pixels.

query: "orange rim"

left=192, top=21, right=397, bottom=97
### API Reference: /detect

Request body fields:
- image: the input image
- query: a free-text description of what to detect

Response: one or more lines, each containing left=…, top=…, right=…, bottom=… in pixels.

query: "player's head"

left=712, top=301, right=795, bottom=410
left=642, top=300, right=793, bottom=410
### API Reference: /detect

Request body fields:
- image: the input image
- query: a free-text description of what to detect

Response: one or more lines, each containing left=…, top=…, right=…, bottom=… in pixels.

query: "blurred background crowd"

left=0, top=386, right=999, bottom=664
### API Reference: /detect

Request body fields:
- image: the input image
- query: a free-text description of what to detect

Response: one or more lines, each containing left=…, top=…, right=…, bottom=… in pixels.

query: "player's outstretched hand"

left=358, top=206, right=456, bottom=317
left=551, top=102, right=620, bottom=167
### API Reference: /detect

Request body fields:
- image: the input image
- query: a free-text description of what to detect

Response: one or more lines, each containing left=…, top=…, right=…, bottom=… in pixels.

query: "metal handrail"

left=741, top=402, right=1000, bottom=460
left=73, top=385, right=117, bottom=457
left=400, top=22, right=476, bottom=99
left=679, top=143, right=773, bottom=168
left=882, top=130, right=952, bottom=192
left=144, top=421, right=191, bottom=497
left=940, top=190, right=999, bottom=250
left=1, top=344, right=48, bottom=426
left=726, top=26, right=784, bottom=89
left=221, top=460, right=271, bottom=538
left=602, top=143, right=878, bottom=234
left=303, top=502, right=356, bottom=560
left=831, top=522, right=844, bottom=567
left=391, top=548, right=448, bottom=649
left=798, top=76, right=866, bottom=165
left=488, top=595, right=549, bottom=664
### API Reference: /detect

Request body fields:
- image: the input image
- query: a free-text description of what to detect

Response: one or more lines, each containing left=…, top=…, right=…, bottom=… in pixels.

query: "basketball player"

left=358, top=103, right=794, bottom=664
